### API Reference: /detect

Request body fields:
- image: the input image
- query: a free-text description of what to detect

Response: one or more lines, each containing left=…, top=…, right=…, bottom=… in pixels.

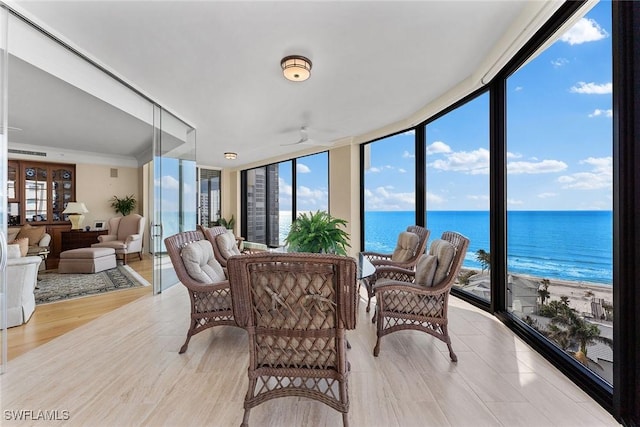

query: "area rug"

left=35, top=265, right=150, bottom=305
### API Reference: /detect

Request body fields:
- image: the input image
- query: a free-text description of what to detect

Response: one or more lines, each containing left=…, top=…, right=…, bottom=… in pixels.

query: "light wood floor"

left=7, top=255, right=153, bottom=360
left=1, top=273, right=619, bottom=426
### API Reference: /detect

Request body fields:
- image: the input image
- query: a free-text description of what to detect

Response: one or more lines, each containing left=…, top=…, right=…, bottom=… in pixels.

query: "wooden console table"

left=61, top=230, right=108, bottom=251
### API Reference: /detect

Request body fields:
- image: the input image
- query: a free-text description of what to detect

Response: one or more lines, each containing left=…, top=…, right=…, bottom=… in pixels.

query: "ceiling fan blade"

left=280, top=138, right=306, bottom=146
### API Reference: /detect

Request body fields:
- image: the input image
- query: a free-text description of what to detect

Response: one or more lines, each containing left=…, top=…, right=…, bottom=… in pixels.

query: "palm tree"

left=550, top=308, right=613, bottom=365
left=538, top=279, right=550, bottom=306
left=475, top=249, right=490, bottom=273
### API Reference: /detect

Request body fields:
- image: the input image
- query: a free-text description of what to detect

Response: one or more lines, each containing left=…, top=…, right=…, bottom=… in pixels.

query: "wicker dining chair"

left=227, top=252, right=358, bottom=427
left=165, top=230, right=237, bottom=354
left=372, top=231, right=469, bottom=361
left=361, top=225, right=430, bottom=312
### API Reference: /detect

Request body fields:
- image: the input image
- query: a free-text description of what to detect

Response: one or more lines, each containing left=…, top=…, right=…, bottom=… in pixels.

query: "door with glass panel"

left=0, top=6, right=8, bottom=374
left=151, top=106, right=196, bottom=293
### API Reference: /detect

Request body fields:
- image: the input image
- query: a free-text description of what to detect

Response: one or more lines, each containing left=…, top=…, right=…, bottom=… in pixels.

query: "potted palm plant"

left=284, top=210, right=350, bottom=255
left=110, top=195, right=137, bottom=216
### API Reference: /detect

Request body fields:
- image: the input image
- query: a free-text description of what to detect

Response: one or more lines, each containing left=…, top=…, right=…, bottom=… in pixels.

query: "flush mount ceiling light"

left=224, top=152, right=237, bottom=160
left=281, top=55, right=312, bottom=82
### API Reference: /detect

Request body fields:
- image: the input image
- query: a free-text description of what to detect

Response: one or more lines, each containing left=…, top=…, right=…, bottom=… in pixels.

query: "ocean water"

left=278, top=210, right=613, bottom=285
left=365, top=211, right=613, bottom=285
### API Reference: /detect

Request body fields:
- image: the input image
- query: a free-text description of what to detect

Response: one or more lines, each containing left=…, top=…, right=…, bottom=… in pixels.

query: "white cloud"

left=401, top=129, right=416, bottom=136
left=427, top=141, right=452, bottom=155
left=507, top=159, right=568, bottom=174
left=365, top=186, right=416, bottom=210
left=588, top=108, right=613, bottom=118
left=537, top=192, right=558, bottom=199
left=570, top=81, right=612, bottom=94
left=560, top=17, right=608, bottom=45
left=430, top=147, right=489, bottom=175
left=278, top=177, right=292, bottom=197
left=398, top=168, right=407, bottom=173
left=507, top=152, right=522, bottom=159
left=427, top=192, right=446, bottom=205
left=557, top=156, right=612, bottom=190
left=368, top=167, right=382, bottom=173
left=507, top=198, right=524, bottom=206
left=297, top=163, right=311, bottom=173
left=514, top=86, right=523, bottom=92
left=159, top=175, right=179, bottom=190
left=551, top=57, right=569, bottom=68
left=297, top=185, right=327, bottom=201
left=402, top=150, right=414, bottom=158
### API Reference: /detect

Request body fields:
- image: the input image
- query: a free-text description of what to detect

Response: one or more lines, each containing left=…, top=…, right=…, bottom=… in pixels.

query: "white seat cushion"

left=181, top=240, right=225, bottom=283
left=216, top=231, right=242, bottom=259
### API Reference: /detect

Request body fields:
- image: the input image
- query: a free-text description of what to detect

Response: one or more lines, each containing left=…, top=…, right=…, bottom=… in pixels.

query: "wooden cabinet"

left=9, top=160, right=76, bottom=226
left=46, top=224, right=72, bottom=269
left=8, top=160, right=77, bottom=269
left=61, top=230, right=108, bottom=251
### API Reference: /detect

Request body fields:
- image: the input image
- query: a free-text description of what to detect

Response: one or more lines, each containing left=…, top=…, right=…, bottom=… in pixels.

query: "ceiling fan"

left=280, top=126, right=333, bottom=147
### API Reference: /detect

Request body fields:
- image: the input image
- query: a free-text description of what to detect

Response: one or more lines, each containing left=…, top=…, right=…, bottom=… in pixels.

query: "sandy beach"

left=537, top=276, right=612, bottom=314
left=459, top=270, right=612, bottom=315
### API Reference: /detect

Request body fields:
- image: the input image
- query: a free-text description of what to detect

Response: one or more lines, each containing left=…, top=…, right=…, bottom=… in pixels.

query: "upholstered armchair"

left=227, top=252, right=358, bottom=427
left=372, top=231, right=469, bottom=361
left=361, top=225, right=430, bottom=312
left=5, top=249, right=42, bottom=328
left=91, top=214, right=145, bottom=264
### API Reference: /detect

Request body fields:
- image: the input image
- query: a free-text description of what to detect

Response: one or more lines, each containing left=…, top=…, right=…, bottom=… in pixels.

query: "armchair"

left=361, top=225, right=430, bottom=312
left=5, top=255, right=42, bottom=328
left=91, top=214, right=145, bottom=264
left=227, top=252, right=358, bottom=427
left=201, top=225, right=241, bottom=268
left=372, top=231, right=469, bottom=361
left=164, top=230, right=237, bottom=354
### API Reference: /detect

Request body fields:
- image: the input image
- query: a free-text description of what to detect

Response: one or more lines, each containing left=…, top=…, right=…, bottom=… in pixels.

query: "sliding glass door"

left=151, top=106, right=196, bottom=293
left=0, top=5, right=8, bottom=374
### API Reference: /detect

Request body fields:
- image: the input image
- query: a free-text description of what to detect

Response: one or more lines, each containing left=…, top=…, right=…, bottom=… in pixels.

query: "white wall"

left=75, top=164, right=140, bottom=228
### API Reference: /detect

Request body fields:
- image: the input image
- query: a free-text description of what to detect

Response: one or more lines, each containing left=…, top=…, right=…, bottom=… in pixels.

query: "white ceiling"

left=8, top=1, right=561, bottom=169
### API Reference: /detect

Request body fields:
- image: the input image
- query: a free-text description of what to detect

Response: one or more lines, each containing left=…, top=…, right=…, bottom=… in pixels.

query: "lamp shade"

left=62, top=202, right=89, bottom=230
left=62, top=202, right=89, bottom=214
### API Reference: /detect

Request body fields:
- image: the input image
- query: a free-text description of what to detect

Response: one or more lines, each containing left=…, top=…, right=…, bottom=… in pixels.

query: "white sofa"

left=5, top=254, right=42, bottom=328
left=8, top=225, right=52, bottom=249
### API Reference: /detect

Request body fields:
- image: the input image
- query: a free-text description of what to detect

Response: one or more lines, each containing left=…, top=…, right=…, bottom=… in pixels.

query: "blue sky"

left=365, top=1, right=612, bottom=211
left=273, top=2, right=612, bottom=213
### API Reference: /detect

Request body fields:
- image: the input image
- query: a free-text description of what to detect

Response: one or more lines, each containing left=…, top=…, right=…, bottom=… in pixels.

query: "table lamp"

left=62, top=202, right=89, bottom=230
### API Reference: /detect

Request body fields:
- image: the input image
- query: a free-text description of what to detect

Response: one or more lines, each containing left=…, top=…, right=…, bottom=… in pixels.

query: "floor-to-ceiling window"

left=244, top=161, right=285, bottom=247
left=425, top=92, right=491, bottom=302
left=506, top=1, right=613, bottom=385
left=358, top=1, right=638, bottom=420
left=198, top=168, right=221, bottom=228
left=242, top=152, right=329, bottom=247
left=363, top=132, right=416, bottom=252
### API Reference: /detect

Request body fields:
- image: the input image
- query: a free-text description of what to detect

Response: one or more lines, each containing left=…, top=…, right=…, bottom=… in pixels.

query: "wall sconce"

left=62, top=201, right=89, bottom=230
left=224, top=152, right=237, bottom=160
left=281, top=55, right=312, bottom=82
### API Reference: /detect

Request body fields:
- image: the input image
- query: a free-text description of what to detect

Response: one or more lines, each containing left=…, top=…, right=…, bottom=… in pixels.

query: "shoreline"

left=459, top=269, right=612, bottom=315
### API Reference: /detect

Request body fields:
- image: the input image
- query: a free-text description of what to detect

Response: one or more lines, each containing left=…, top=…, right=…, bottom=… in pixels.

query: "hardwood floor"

left=2, top=272, right=619, bottom=426
left=7, top=255, right=153, bottom=360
